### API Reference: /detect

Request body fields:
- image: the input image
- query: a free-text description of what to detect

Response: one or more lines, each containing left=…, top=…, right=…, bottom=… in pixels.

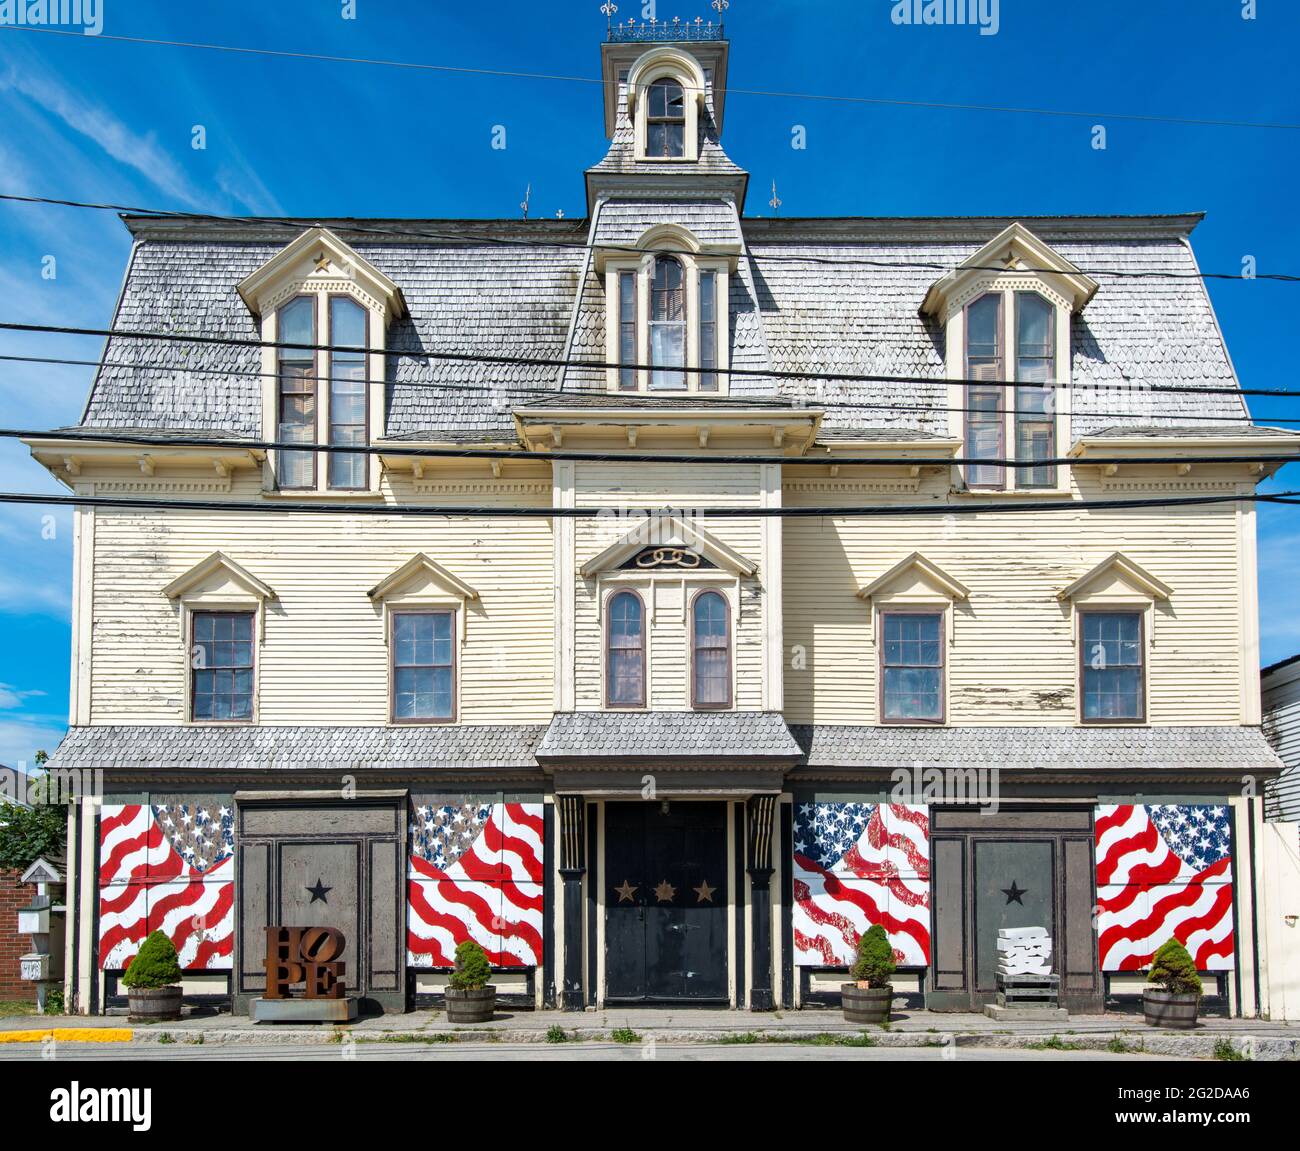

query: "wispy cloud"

left=0, top=682, right=44, bottom=709
left=0, top=715, right=67, bottom=771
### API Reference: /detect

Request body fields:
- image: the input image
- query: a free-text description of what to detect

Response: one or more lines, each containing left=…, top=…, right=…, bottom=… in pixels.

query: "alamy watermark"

left=890, top=0, right=999, bottom=37
left=0, top=0, right=103, bottom=36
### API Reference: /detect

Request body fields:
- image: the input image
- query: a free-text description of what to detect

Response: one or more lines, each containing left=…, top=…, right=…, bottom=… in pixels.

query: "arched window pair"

left=605, top=589, right=731, bottom=709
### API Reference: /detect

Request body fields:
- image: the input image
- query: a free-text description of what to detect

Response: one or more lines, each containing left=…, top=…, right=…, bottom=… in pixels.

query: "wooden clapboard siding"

left=572, top=463, right=765, bottom=711
left=782, top=473, right=1245, bottom=726
left=1262, top=660, right=1300, bottom=821
left=89, top=472, right=555, bottom=724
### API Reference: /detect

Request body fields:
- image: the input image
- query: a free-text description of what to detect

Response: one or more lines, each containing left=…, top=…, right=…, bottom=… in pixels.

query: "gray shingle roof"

left=80, top=205, right=1255, bottom=443
left=790, top=724, right=1283, bottom=773
left=537, top=711, right=802, bottom=760
left=47, top=724, right=547, bottom=772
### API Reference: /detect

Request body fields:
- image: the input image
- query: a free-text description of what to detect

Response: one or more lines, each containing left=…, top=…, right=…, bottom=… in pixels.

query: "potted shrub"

left=444, top=939, right=496, bottom=1023
left=121, top=930, right=183, bottom=1022
left=1143, top=938, right=1202, bottom=1029
left=841, top=923, right=895, bottom=1025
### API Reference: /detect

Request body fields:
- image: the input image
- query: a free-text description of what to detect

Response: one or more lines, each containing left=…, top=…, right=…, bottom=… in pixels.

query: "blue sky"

left=0, top=0, right=1296, bottom=766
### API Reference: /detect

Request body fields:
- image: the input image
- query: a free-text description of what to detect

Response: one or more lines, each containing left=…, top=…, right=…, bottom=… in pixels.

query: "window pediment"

left=1057, top=552, right=1172, bottom=603
left=367, top=553, right=479, bottom=604
left=857, top=552, right=969, bottom=603
left=921, top=222, right=1098, bottom=319
left=236, top=226, right=406, bottom=322
left=582, top=514, right=756, bottom=579
left=162, top=551, right=276, bottom=641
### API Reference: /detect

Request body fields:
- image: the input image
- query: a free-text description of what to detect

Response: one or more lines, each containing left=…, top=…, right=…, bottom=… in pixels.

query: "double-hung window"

left=964, top=294, right=1004, bottom=489
left=1080, top=611, right=1144, bottom=723
left=691, top=590, right=730, bottom=708
left=880, top=611, right=944, bottom=723
left=191, top=611, right=254, bottom=722
left=276, top=296, right=317, bottom=490
left=606, top=591, right=646, bottom=708
left=649, top=256, right=686, bottom=390
left=392, top=611, right=456, bottom=722
left=328, top=297, right=368, bottom=489
left=646, top=79, right=686, bottom=158
left=1014, top=293, right=1056, bottom=488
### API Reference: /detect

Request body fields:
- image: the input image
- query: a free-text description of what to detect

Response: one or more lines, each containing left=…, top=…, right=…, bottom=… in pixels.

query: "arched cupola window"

left=646, top=79, right=686, bottom=158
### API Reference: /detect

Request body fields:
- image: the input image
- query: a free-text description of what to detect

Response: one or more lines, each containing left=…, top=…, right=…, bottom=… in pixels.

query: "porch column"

left=556, top=795, right=586, bottom=1011
left=746, top=794, right=778, bottom=1011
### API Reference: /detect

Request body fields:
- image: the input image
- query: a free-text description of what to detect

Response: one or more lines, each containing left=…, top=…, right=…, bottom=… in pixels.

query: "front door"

left=605, top=801, right=728, bottom=1002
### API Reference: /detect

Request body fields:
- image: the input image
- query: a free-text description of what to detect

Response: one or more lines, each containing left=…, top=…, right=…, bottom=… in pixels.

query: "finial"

left=712, top=0, right=729, bottom=14
left=768, top=180, right=782, bottom=215
left=555, top=208, right=566, bottom=219
left=600, top=0, right=617, bottom=28
left=520, top=183, right=531, bottom=220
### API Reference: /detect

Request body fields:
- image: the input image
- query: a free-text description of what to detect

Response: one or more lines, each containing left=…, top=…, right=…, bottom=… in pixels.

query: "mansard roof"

left=81, top=210, right=1256, bottom=446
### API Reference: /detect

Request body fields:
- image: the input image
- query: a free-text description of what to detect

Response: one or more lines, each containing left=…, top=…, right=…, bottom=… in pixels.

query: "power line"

left=5, top=426, right=1296, bottom=472
left=2, top=191, right=1296, bottom=283
left=3, top=25, right=1298, bottom=133
left=3, top=351, right=1290, bottom=426
left=2, top=319, right=1293, bottom=399
left=1, top=489, right=1295, bottom=519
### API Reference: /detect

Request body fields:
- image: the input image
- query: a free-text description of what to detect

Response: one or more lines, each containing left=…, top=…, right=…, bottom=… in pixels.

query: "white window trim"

left=627, top=50, right=705, bottom=163
left=683, top=582, right=738, bottom=712
left=601, top=582, right=653, bottom=712
left=944, top=278, right=1073, bottom=494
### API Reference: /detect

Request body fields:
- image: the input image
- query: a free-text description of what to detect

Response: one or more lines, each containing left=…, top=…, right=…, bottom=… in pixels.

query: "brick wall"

left=0, top=869, right=36, bottom=1001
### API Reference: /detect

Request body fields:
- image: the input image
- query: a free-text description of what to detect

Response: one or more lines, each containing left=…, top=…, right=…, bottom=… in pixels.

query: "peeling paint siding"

left=781, top=475, right=1243, bottom=726
left=89, top=473, right=556, bottom=724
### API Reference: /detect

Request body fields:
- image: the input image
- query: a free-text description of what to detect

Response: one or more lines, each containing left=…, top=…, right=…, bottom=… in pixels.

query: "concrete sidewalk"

left=3, top=1006, right=1297, bottom=1059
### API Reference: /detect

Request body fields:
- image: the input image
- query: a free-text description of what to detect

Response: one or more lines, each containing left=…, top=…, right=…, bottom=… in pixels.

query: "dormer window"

left=602, top=227, right=731, bottom=395
left=650, top=255, right=686, bottom=389
left=922, top=222, right=1097, bottom=495
left=962, top=290, right=1058, bottom=490
left=236, top=226, right=406, bottom=497
left=647, top=79, right=686, bottom=157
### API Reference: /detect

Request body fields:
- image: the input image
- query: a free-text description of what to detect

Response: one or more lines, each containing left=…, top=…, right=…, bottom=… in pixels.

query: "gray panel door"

left=973, top=839, right=1055, bottom=996
left=279, top=842, right=361, bottom=987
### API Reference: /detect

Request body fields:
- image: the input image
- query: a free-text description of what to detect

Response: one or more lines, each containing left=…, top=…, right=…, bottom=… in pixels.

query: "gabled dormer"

left=237, top=227, right=406, bottom=496
left=922, top=222, right=1099, bottom=495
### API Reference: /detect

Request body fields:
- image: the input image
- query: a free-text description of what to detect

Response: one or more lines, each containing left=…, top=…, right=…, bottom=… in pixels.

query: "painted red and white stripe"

left=792, top=802, right=931, bottom=967
left=1095, top=803, right=1234, bottom=972
left=407, top=801, right=544, bottom=968
left=98, top=803, right=235, bottom=970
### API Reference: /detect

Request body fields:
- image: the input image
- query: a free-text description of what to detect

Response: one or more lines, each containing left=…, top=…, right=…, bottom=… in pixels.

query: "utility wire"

left=2, top=351, right=1289, bottom=425
left=1, top=320, right=1292, bottom=399
left=0, top=489, right=1294, bottom=519
left=5, top=426, right=1295, bottom=471
left=3, top=25, right=1298, bottom=133
left=2, top=192, right=1296, bottom=283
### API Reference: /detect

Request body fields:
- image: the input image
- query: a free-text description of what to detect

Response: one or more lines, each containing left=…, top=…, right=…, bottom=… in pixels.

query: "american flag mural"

left=408, top=800, right=544, bottom=968
left=98, top=802, right=235, bottom=970
left=792, top=802, right=931, bottom=967
left=1095, top=803, right=1235, bottom=972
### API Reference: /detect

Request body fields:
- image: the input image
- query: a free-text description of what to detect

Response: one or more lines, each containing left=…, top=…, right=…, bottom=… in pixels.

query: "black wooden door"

left=605, top=802, right=728, bottom=1002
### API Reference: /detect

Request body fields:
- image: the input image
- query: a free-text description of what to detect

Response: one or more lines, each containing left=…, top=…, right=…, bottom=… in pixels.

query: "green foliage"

left=1146, top=938, right=1203, bottom=996
left=0, top=796, right=66, bottom=870
left=850, top=923, right=896, bottom=987
left=120, top=931, right=182, bottom=989
left=1213, top=1038, right=1249, bottom=1062
left=610, top=1027, right=640, bottom=1044
left=545, top=1025, right=569, bottom=1044
left=447, top=939, right=492, bottom=991
left=42, top=988, right=65, bottom=1016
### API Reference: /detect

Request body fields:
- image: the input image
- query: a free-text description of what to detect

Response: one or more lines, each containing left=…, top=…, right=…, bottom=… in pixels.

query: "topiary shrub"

left=447, top=939, right=492, bottom=991
left=851, top=923, right=896, bottom=988
left=1147, top=938, right=1202, bottom=996
left=121, top=931, right=182, bottom=990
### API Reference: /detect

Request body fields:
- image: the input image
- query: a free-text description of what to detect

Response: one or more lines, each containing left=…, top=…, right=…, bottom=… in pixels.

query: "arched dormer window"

left=691, top=590, right=731, bottom=709
left=606, top=590, right=646, bottom=708
left=646, top=79, right=686, bottom=158
left=650, top=255, right=686, bottom=390
left=601, top=225, right=730, bottom=396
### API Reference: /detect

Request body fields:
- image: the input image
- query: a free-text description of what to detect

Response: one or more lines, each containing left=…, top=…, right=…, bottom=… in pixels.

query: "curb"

left=109, top=1026, right=1299, bottom=1060
left=0, top=1028, right=134, bottom=1044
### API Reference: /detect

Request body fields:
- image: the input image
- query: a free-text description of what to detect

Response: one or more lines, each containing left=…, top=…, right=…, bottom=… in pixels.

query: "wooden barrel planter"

left=841, top=983, right=892, bottom=1026
left=1143, top=989, right=1199, bottom=1029
left=127, top=986, right=183, bottom=1023
left=445, top=986, right=496, bottom=1023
